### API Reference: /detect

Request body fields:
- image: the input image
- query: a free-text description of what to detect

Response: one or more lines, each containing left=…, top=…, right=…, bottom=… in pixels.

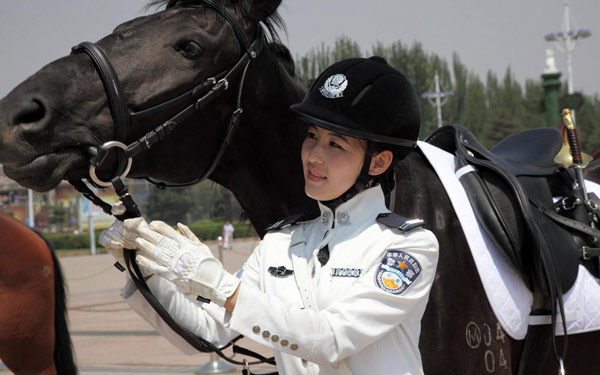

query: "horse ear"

left=247, top=0, right=281, bottom=23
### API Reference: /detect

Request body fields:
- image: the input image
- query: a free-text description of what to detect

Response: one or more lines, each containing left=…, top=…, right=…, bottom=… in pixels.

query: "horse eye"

left=175, top=41, right=203, bottom=59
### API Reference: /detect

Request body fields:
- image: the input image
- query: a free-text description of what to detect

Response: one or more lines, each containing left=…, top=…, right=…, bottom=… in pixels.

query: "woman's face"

left=301, top=125, right=367, bottom=201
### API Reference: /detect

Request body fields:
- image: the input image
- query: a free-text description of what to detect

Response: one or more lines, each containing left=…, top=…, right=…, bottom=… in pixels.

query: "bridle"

left=69, top=0, right=265, bottom=221
left=68, top=1, right=277, bottom=372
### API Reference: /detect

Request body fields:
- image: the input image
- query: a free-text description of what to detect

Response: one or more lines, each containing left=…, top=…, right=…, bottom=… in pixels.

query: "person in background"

left=222, top=220, right=234, bottom=249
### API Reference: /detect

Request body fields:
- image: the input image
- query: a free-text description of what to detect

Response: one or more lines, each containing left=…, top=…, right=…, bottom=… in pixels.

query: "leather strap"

left=531, top=199, right=600, bottom=240
left=71, top=42, right=129, bottom=176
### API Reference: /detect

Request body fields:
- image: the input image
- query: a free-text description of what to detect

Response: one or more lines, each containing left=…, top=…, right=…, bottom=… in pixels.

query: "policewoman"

left=100, top=56, right=439, bottom=375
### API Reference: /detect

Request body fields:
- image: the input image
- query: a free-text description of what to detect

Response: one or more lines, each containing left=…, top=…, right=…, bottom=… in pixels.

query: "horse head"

left=0, top=0, right=313, bottom=232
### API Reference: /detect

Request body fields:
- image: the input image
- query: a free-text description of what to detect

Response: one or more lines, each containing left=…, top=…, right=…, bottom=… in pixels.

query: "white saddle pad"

left=418, top=141, right=600, bottom=340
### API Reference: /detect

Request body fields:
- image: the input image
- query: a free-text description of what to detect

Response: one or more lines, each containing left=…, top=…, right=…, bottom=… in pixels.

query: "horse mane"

left=144, top=0, right=303, bottom=87
left=267, top=41, right=296, bottom=77
left=145, top=0, right=286, bottom=44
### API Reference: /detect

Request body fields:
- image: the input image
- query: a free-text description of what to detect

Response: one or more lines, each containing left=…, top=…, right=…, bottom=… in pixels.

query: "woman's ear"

left=369, top=150, right=394, bottom=176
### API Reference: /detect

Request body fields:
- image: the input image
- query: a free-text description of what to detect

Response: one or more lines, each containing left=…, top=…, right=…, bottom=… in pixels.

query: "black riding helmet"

left=290, top=56, right=421, bottom=206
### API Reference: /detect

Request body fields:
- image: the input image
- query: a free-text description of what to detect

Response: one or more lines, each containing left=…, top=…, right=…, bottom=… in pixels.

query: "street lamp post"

left=544, top=0, right=591, bottom=97
left=27, top=189, right=35, bottom=228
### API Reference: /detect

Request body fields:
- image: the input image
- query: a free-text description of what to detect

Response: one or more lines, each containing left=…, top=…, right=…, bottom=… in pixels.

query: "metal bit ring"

left=89, top=141, right=132, bottom=187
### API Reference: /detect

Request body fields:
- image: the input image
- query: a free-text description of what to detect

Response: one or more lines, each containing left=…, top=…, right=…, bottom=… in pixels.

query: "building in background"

left=0, top=170, right=151, bottom=232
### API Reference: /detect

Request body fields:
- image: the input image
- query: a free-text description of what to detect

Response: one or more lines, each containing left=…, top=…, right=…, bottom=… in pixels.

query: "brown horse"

left=0, top=213, right=76, bottom=375
left=0, top=1, right=598, bottom=373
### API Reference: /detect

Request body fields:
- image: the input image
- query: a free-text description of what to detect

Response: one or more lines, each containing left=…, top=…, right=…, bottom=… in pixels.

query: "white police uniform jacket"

left=121, top=186, right=439, bottom=375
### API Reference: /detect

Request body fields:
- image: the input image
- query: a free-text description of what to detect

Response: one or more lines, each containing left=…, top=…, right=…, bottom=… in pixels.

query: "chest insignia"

left=337, top=211, right=351, bottom=226
left=330, top=268, right=363, bottom=278
left=375, top=250, right=422, bottom=295
left=268, top=266, right=294, bottom=278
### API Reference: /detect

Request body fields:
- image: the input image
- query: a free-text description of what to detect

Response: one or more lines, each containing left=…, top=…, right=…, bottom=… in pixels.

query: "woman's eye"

left=330, top=142, right=343, bottom=149
left=306, top=131, right=317, bottom=139
left=175, top=41, right=203, bottom=59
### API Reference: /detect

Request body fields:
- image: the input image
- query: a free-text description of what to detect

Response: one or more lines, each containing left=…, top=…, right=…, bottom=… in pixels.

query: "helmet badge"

left=320, top=74, right=348, bottom=99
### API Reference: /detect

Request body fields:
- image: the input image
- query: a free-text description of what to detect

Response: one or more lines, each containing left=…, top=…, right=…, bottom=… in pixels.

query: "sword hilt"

left=562, top=109, right=583, bottom=166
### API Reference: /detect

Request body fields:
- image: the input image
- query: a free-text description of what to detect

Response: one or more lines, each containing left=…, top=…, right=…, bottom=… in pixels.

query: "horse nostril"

left=13, top=98, right=47, bottom=126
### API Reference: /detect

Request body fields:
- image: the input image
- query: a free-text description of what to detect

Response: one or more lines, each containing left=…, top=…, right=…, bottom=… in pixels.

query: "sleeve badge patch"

left=375, top=250, right=422, bottom=295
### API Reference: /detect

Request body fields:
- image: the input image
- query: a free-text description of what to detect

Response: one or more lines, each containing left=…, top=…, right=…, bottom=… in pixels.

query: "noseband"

left=69, top=0, right=265, bottom=219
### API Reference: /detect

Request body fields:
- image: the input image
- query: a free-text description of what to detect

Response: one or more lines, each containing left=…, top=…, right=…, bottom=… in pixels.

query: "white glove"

left=129, top=220, right=240, bottom=307
left=99, top=218, right=147, bottom=272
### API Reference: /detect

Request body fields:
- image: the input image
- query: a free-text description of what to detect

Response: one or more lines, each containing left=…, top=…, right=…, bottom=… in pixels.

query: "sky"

left=1, top=0, right=599, bottom=98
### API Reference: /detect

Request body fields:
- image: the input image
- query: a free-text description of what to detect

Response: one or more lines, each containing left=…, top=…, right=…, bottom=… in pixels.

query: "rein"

left=68, top=1, right=277, bottom=372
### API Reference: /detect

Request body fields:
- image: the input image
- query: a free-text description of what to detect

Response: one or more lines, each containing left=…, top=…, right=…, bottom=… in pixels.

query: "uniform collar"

left=318, top=185, right=388, bottom=228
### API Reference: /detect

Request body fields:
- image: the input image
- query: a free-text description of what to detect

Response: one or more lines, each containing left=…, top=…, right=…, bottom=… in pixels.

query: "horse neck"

left=210, top=50, right=318, bottom=237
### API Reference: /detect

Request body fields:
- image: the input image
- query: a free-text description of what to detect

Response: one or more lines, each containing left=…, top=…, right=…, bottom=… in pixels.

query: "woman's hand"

left=127, top=220, right=240, bottom=307
left=98, top=217, right=147, bottom=271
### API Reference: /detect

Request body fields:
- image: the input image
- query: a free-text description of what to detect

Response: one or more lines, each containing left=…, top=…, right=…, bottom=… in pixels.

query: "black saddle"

left=427, top=124, right=600, bottom=296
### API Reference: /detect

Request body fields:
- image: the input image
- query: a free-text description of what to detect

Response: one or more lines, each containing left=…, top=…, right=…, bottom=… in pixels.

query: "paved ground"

left=2, top=238, right=276, bottom=375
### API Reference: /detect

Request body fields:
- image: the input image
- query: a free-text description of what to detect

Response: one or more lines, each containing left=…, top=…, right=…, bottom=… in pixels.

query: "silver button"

left=271, top=335, right=279, bottom=342
left=252, top=326, right=260, bottom=334
left=262, top=330, right=270, bottom=338
left=280, top=339, right=289, bottom=346
left=290, top=343, right=299, bottom=351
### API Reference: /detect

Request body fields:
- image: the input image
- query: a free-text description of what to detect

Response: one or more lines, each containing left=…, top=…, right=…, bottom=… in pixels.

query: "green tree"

left=145, top=187, right=195, bottom=225
left=46, top=205, right=70, bottom=232
left=460, top=73, right=487, bottom=135
left=296, top=36, right=364, bottom=81
left=144, top=181, right=243, bottom=225
left=480, top=107, right=522, bottom=148
left=575, top=94, right=600, bottom=152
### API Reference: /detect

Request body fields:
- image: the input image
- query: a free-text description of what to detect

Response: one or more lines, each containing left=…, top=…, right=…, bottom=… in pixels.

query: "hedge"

left=185, top=220, right=257, bottom=242
left=45, top=231, right=104, bottom=250
left=44, top=220, right=256, bottom=250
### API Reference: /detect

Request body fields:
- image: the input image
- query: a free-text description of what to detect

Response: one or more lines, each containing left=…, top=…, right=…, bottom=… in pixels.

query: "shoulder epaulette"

left=376, top=212, right=425, bottom=232
left=265, top=213, right=317, bottom=232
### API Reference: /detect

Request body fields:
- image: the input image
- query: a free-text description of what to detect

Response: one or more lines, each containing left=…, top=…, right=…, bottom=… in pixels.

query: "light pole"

left=27, top=189, right=35, bottom=228
left=544, top=0, right=591, bottom=97
left=421, top=72, right=453, bottom=128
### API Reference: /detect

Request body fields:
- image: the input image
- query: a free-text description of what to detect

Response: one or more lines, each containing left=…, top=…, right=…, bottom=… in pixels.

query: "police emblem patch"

left=375, top=250, right=421, bottom=295
left=320, top=74, right=348, bottom=98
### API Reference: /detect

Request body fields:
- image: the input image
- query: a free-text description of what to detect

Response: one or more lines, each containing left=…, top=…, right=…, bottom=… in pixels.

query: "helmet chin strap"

left=320, top=148, right=373, bottom=210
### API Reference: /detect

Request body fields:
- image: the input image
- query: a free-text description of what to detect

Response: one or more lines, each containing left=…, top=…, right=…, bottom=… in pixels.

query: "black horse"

left=0, top=1, right=598, bottom=373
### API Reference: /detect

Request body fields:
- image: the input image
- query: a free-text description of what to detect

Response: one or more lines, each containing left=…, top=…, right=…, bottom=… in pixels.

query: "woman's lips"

left=307, top=168, right=326, bottom=182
